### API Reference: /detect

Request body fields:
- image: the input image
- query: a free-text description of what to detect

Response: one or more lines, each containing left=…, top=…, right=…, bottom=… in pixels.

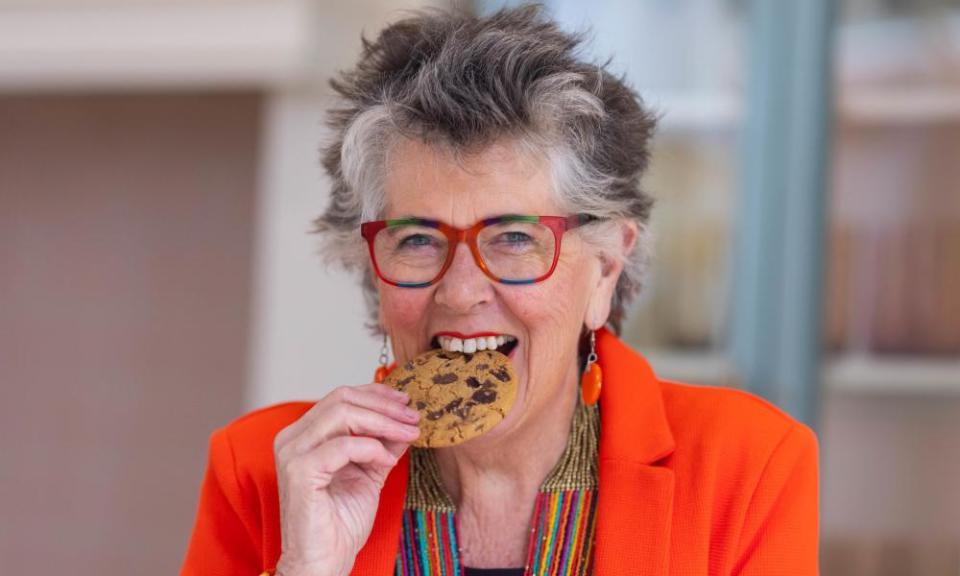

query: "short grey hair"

left=314, top=4, right=657, bottom=335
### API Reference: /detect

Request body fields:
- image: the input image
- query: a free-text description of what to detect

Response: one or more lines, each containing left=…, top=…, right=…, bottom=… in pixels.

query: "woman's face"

left=377, top=139, right=621, bottom=443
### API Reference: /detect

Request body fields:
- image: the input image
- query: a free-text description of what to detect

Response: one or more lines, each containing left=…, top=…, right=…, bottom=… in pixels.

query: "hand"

left=272, top=383, right=420, bottom=576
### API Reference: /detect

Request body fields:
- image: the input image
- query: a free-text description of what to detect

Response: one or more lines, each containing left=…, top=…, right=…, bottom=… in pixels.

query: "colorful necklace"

left=395, top=397, right=600, bottom=576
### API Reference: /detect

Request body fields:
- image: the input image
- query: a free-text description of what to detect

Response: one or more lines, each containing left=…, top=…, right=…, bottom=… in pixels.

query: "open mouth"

left=430, top=333, right=519, bottom=358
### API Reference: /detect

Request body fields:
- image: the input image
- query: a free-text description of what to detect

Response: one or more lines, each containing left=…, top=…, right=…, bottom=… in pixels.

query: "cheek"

left=379, top=287, right=430, bottom=329
left=510, top=288, right=577, bottom=327
left=512, top=259, right=595, bottom=338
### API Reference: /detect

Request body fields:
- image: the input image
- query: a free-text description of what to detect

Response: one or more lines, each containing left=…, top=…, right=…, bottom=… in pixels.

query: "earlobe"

left=585, top=254, right=616, bottom=330
left=587, top=272, right=615, bottom=329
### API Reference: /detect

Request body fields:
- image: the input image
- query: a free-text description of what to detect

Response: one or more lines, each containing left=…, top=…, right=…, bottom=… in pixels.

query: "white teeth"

left=437, top=334, right=515, bottom=353
left=436, top=334, right=518, bottom=354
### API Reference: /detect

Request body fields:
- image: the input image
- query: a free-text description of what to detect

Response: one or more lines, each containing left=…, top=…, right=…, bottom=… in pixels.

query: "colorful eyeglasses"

left=360, top=214, right=596, bottom=288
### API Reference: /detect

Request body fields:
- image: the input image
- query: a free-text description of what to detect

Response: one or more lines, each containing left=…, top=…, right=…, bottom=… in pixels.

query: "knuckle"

left=276, top=443, right=299, bottom=471
left=328, top=434, right=351, bottom=451
left=279, top=454, right=300, bottom=479
left=331, top=401, right=354, bottom=423
left=330, top=386, right=350, bottom=403
left=273, top=428, right=290, bottom=453
left=336, top=434, right=367, bottom=456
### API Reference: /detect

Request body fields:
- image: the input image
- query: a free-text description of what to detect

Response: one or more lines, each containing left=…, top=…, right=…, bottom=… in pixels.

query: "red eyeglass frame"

left=359, top=214, right=596, bottom=287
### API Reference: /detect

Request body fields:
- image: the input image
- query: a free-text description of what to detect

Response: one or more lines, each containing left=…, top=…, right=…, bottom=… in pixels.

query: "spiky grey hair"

left=314, top=4, right=657, bottom=335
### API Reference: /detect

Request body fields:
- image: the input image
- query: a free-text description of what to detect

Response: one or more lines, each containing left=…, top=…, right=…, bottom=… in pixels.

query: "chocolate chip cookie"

left=385, top=348, right=517, bottom=447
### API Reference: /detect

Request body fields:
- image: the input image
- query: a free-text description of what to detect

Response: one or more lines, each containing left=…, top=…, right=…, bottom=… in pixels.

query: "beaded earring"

left=373, top=332, right=389, bottom=384
left=580, top=329, right=602, bottom=406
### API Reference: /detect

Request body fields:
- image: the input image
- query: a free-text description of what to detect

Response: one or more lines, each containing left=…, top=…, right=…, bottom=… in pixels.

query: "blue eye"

left=398, top=234, right=435, bottom=248
left=499, top=231, right=533, bottom=244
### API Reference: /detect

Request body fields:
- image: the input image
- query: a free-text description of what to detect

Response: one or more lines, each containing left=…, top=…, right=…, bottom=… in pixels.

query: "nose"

left=433, top=242, right=494, bottom=313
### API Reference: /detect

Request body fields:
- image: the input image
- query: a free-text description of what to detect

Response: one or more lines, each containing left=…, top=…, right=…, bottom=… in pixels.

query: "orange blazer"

left=182, top=329, right=819, bottom=575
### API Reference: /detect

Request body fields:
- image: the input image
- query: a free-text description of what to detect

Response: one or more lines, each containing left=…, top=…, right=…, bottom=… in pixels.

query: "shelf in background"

left=639, top=349, right=960, bottom=395
left=648, top=92, right=741, bottom=133
left=825, top=354, right=960, bottom=395
left=0, top=1, right=318, bottom=91
left=649, top=86, right=960, bottom=134
left=840, top=87, right=960, bottom=125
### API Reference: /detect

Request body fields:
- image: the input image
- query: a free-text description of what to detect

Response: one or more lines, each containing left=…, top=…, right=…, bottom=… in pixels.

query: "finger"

left=278, top=386, right=414, bottom=447
left=340, top=385, right=419, bottom=425
left=290, top=436, right=399, bottom=487
left=356, top=382, right=410, bottom=403
left=382, top=439, right=411, bottom=460
left=285, top=403, right=420, bottom=457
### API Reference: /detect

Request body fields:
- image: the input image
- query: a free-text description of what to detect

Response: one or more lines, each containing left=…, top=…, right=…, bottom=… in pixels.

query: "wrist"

left=274, top=555, right=345, bottom=576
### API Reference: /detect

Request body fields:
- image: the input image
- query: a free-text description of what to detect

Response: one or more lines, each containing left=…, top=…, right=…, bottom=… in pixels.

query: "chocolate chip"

left=443, top=398, right=463, bottom=413
left=465, top=376, right=481, bottom=388
left=427, top=409, right=445, bottom=421
left=471, top=388, right=498, bottom=404
left=432, top=373, right=458, bottom=385
left=491, top=366, right=511, bottom=382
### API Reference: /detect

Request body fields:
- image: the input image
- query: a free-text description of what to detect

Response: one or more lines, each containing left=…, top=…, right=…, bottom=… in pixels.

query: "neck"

left=433, top=366, right=580, bottom=506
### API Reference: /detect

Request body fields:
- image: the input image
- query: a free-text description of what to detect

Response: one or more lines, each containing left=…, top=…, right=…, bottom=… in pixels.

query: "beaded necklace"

left=395, top=398, right=600, bottom=576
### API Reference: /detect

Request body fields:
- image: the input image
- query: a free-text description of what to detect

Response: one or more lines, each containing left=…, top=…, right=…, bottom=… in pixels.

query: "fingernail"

left=403, top=407, right=420, bottom=421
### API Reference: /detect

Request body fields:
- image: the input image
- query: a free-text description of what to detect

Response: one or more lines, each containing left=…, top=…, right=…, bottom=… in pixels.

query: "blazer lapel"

left=592, top=328, right=677, bottom=575
left=350, top=452, right=408, bottom=576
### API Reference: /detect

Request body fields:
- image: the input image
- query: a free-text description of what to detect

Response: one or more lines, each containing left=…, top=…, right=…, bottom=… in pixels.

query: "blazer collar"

left=591, top=327, right=677, bottom=575
left=595, top=327, right=675, bottom=464
left=351, top=328, right=677, bottom=575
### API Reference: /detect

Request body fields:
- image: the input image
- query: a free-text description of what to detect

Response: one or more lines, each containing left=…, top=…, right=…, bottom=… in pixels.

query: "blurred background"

left=1, top=0, right=958, bottom=574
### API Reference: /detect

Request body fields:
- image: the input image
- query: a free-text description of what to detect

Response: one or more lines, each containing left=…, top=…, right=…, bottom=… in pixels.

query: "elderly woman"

left=182, top=6, right=817, bottom=576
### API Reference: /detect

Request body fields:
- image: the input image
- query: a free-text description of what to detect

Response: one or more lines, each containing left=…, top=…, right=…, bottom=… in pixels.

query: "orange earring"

left=374, top=332, right=389, bottom=383
left=580, top=329, right=602, bottom=406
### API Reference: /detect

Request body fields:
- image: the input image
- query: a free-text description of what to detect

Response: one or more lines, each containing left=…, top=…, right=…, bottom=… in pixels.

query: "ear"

left=584, top=220, right=638, bottom=330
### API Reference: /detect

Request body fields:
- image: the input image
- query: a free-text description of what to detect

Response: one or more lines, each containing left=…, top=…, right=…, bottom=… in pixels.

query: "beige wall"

left=246, top=91, right=379, bottom=412
left=0, top=92, right=260, bottom=574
